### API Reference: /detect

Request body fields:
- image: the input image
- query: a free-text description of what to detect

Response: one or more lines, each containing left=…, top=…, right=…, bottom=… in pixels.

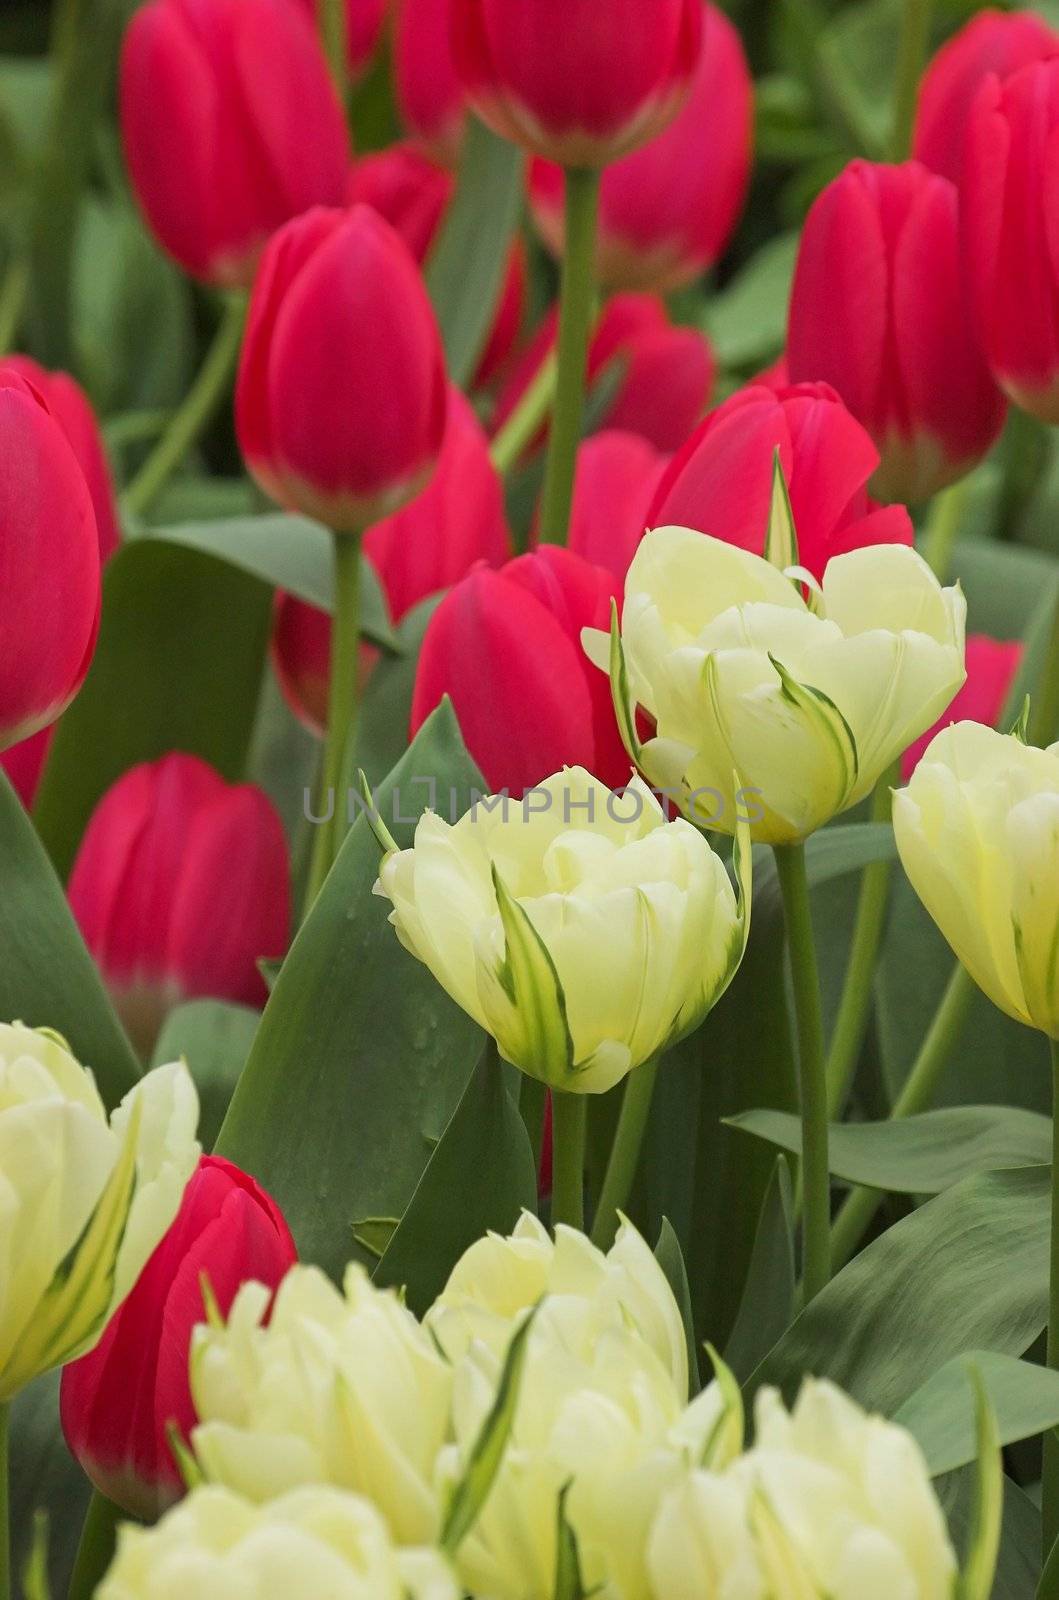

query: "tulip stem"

left=551, top=1090, right=586, bottom=1232
left=304, top=534, right=362, bottom=911
left=69, top=1490, right=124, bottom=1600
left=0, top=1402, right=8, bottom=1600
left=1044, top=1038, right=1059, bottom=1561
left=921, top=480, right=969, bottom=584
left=519, top=1074, right=547, bottom=1175
left=538, top=167, right=600, bottom=546
left=490, top=350, right=559, bottom=479
left=890, top=0, right=933, bottom=160
left=830, top=961, right=976, bottom=1268
left=1030, top=583, right=1059, bottom=749
left=591, top=1056, right=661, bottom=1251
left=121, top=294, right=246, bottom=523
left=0, top=255, right=28, bottom=357
left=774, top=842, right=831, bottom=1302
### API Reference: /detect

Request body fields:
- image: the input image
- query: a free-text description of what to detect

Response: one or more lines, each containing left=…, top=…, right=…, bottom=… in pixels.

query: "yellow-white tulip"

left=190, top=1263, right=452, bottom=1545
left=375, top=767, right=750, bottom=1093
left=584, top=527, right=966, bottom=845
left=893, top=722, right=1059, bottom=1039
left=97, top=1485, right=458, bottom=1600
left=0, top=1022, right=199, bottom=1401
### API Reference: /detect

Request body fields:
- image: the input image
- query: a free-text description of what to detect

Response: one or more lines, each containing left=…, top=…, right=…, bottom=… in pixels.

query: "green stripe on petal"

left=769, top=654, right=860, bottom=814
left=487, top=865, right=575, bottom=1087
left=765, top=450, right=800, bottom=575
left=608, top=599, right=643, bottom=766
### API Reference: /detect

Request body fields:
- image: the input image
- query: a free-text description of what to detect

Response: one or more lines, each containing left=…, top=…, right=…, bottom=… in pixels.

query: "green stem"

left=490, top=350, right=559, bottom=477
left=68, top=1489, right=124, bottom=1600
left=921, top=480, right=969, bottom=584
left=304, top=535, right=362, bottom=912
left=782, top=0, right=882, bottom=156
left=551, top=1090, right=586, bottom=1231
left=830, top=961, right=976, bottom=1268
left=121, top=295, right=246, bottom=522
left=591, top=1057, right=660, bottom=1250
left=0, top=1402, right=8, bottom=1600
left=890, top=0, right=933, bottom=160
left=538, top=168, right=600, bottom=545
left=1044, top=1038, right=1059, bottom=1561
left=1030, top=584, right=1059, bottom=750
left=775, top=841, right=831, bottom=1302
left=519, top=1075, right=547, bottom=1177
left=319, top=0, right=349, bottom=100
left=0, top=256, right=28, bottom=357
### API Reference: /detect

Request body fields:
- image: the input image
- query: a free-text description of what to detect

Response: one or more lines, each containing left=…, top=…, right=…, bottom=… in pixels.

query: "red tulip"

left=0, top=372, right=100, bottom=753
left=914, top=8, right=1059, bottom=185
left=60, top=1155, right=297, bottom=1520
left=648, top=382, right=914, bottom=581
left=0, top=727, right=52, bottom=810
left=529, top=4, right=752, bottom=290
left=291, top=0, right=387, bottom=79
left=411, top=548, right=628, bottom=795
left=273, top=388, right=510, bottom=732
left=120, top=0, right=348, bottom=286
left=394, top=0, right=466, bottom=165
left=451, top=0, right=702, bottom=166
left=964, top=58, right=1059, bottom=423
left=237, top=206, right=448, bottom=534
left=564, top=430, right=669, bottom=584
left=68, top=754, right=291, bottom=1055
left=901, top=635, right=1023, bottom=779
left=787, top=160, right=1006, bottom=504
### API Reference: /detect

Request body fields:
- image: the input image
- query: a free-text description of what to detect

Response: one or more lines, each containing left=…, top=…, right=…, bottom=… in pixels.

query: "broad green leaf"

left=726, top=1106, right=1051, bottom=1194
left=0, top=773, right=139, bottom=1107
left=702, top=232, right=799, bottom=370
left=724, top=1158, right=796, bottom=1384
left=944, top=1475, right=1041, bottom=1600
left=151, top=1000, right=261, bottom=1151
left=895, top=1352, right=1059, bottom=1478
left=8, top=1373, right=88, bottom=1600
left=1040, top=1526, right=1059, bottom=1599
left=33, top=542, right=272, bottom=880
left=654, top=1218, right=701, bottom=1395
left=215, top=703, right=486, bottom=1282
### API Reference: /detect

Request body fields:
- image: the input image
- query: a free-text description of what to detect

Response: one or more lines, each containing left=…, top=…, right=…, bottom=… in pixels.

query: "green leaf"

left=945, top=1474, right=1041, bottom=1600
left=426, top=117, right=524, bottom=388
left=8, top=1373, right=89, bottom=1600
left=724, top=1158, right=796, bottom=1384
left=375, top=1044, right=538, bottom=1315
left=895, top=1352, right=1059, bottom=1478
left=354, top=597, right=442, bottom=788
left=955, top=1368, right=1003, bottom=1600
left=702, top=232, right=800, bottom=370
left=33, top=541, right=272, bottom=880
left=0, top=773, right=139, bottom=1108
left=654, top=1218, right=701, bottom=1395
left=151, top=1000, right=260, bottom=1152
left=214, top=703, right=486, bottom=1282
left=726, top=1106, right=1051, bottom=1195
left=1040, top=1527, right=1059, bottom=1599
left=746, top=1166, right=1050, bottom=1416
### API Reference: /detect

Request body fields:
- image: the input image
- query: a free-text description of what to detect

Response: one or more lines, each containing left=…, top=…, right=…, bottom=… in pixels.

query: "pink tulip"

left=291, top=0, right=387, bottom=79
left=394, top=0, right=466, bottom=164
left=564, top=431, right=669, bottom=584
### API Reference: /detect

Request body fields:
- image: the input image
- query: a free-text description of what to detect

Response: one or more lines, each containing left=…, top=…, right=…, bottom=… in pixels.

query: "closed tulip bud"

left=451, top=0, right=702, bottom=166
left=120, top=0, right=349, bottom=287
left=914, top=8, right=1059, bottom=185
left=648, top=382, right=913, bottom=582
left=588, top=527, right=966, bottom=845
left=409, top=548, right=626, bottom=794
left=60, top=1155, right=296, bottom=1520
left=0, top=372, right=101, bottom=753
left=190, top=1263, right=453, bottom=1543
left=68, top=754, right=291, bottom=1056
left=237, top=205, right=448, bottom=534
left=566, top=431, right=669, bottom=584
left=529, top=4, right=752, bottom=291
left=0, top=1024, right=199, bottom=1402
left=376, top=766, right=750, bottom=1093
left=964, top=58, right=1059, bottom=422
left=901, top=633, right=1022, bottom=779
left=787, top=161, right=1006, bottom=504
left=97, top=1486, right=458, bottom=1600
left=395, top=0, right=466, bottom=165
left=894, top=723, right=1059, bottom=1039
left=292, top=0, right=387, bottom=79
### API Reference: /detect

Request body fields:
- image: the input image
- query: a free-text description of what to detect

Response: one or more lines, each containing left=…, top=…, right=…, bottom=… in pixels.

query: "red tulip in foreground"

left=68, top=754, right=291, bottom=1054
left=529, top=3, right=752, bottom=290
left=452, top=0, right=702, bottom=166
left=394, top=0, right=466, bottom=165
left=120, top=0, right=348, bottom=285
left=565, top=431, right=669, bottom=584
left=964, top=58, right=1059, bottom=423
left=901, top=634, right=1022, bottom=780
left=411, top=548, right=628, bottom=794
left=237, top=206, right=448, bottom=534
left=0, top=372, right=101, bottom=753
left=914, top=8, right=1059, bottom=185
left=292, top=0, right=387, bottom=80
left=648, top=382, right=914, bottom=580
left=60, top=1155, right=297, bottom=1520
left=787, top=161, right=1006, bottom=504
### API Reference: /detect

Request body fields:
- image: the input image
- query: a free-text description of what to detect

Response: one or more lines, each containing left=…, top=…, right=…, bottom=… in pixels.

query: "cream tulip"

left=375, top=767, right=750, bottom=1093
left=585, top=527, right=967, bottom=845
left=893, top=722, right=1059, bottom=1038
left=0, top=1022, right=199, bottom=1401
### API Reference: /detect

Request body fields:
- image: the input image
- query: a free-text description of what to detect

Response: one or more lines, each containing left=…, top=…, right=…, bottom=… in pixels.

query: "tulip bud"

left=68, top=754, right=291, bottom=1056
left=529, top=4, right=752, bottom=291
left=394, top=0, right=466, bottom=165
left=0, top=1024, right=199, bottom=1402
left=894, top=723, right=1059, bottom=1039
left=914, top=8, right=1059, bottom=185
left=451, top=0, right=703, bottom=166
left=901, top=633, right=1022, bottom=779
left=787, top=161, right=1006, bottom=504
left=60, top=1155, right=297, bottom=1520
left=292, top=0, right=387, bottom=79
left=0, top=372, right=101, bottom=753
left=566, top=430, right=669, bottom=584
left=376, top=766, right=750, bottom=1093
left=648, top=382, right=913, bottom=581
left=120, top=0, right=349, bottom=286
left=409, top=548, right=627, bottom=794
left=237, top=206, right=448, bottom=534
left=964, top=58, right=1059, bottom=422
